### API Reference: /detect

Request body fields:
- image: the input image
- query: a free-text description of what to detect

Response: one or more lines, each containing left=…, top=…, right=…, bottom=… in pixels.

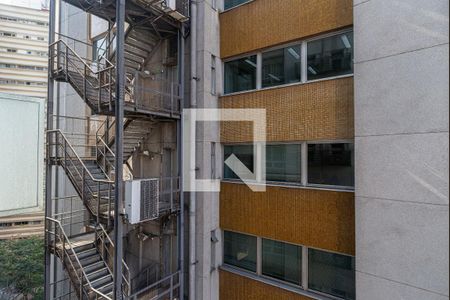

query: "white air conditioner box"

left=125, top=179, right=160, bottom=224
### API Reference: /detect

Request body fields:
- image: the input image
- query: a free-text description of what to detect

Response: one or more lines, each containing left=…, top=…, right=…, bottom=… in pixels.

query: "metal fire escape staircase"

left=46, top=1, right=186, bottom=297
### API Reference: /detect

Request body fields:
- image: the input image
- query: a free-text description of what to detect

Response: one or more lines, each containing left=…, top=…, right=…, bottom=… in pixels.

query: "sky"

left=0, top=0, right=46, bottom=9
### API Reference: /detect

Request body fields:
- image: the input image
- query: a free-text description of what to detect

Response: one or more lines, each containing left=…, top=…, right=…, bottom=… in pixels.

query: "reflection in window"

left=308, top=143, right=354, bottom=187
left=92, top=36, right=107, bottom=62
left=262, top=45, right=301, bottom=88
left=224, top=56, right=257, bottom=94
left=224, top=0, right=251, bottom=10
left=308, top=249, right=355, bottom=300
left=224, top=145, right=254, bottom=179
left=262, top=239, right=302, bottom=285
left=266, top=144, right=301, bottom=183
left=307, top=32, right=353, bottom=80
left=224, top=231, right=257, bottom=272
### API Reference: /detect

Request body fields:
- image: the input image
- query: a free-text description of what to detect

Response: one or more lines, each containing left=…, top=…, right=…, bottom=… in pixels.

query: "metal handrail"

left=48, top=130, right=113, bottom=184
left=48, top=129, right=114, bottom=226
left=128, top=271, right=180, bottom=299
left=50, top=39, right=114, bottom=75
left=46, top=217, right=112, bottom=300
left=96, top=223, right=132, bottom=296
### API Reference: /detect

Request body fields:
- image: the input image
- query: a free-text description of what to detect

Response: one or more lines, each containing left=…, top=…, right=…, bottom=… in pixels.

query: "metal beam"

left=44, top=0, right=56, bottom=299
left=177, top=23, right=186, bottom=299
left=113, top=0, right=125, bottom=298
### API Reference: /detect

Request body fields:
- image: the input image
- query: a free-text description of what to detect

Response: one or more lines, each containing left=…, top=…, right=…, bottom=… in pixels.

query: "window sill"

left=221, top=74, right=354, bottom=98
left=221, top=179, right=355, bottom=193
left=220, top=265, right=339, bottom=300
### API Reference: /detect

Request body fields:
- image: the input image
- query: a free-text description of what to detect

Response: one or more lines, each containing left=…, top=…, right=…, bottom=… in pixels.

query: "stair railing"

left=48, top=130, right=114, bottom=227
left=46, top=217, right=113, bottom=300
left=49, top=39, right=116, bottom=112
left=95, top=223, right=132, bottom=297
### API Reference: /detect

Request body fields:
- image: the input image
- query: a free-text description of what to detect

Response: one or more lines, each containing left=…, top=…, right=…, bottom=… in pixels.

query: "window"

left=224, top=55, right=257, bottom=94
left=211, top=55, right=217, bottom=95
left=262, top=45, right=301, bottom=88
left=262, top=239, right=302, bottom=285
left=224, top=145, right=254, bottom=179
left=308, top=249, right=355, bottom=300
left=266, top=144, right=301, bottom=183
left=307, top=32, right=353, bottom=80
left=92, top=36, right=107, bottom=62
left=224, top=142, right=354, bottom=189
left=224, top=231, right=257, bottom=272
left=223, top=31, right=353, bottom=94
left=308, top=143, right=354, bottom=187
left=224, top=0, right=251, bottom=10
left=223, top=233, right=356, bottom=299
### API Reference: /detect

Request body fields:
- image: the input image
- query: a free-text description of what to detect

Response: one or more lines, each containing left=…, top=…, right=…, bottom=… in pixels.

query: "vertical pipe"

left=189, top=1, right=197, bottom=299
left=177, top=24, right=185, bottom=299
left=114, top=0, right=125, bottom=298
left=44, top=0, right=56, bottom=299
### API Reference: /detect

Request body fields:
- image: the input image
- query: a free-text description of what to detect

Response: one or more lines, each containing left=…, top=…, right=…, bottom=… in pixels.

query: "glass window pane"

left=308, top=249, right=355, bottom=300
left=266, top=144, right=301, bottom=183
left=308, top=143, right=354, bottom=187
left=223, top=231, right=257, bottom=272
left=262, top=239, right=302, bottom=285
left=224, top=0, right=251, bottom=10
left=307, top=32, right=353, bottom=80
left=224, top=145, right=254, bottom=180
left=262, top=45, right=301, bottom=88
left=224, top=56, right=257, bottom=94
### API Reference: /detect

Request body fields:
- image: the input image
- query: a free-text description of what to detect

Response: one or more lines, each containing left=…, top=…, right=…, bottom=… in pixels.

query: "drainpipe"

left=189, top=0, right=197, bottom=299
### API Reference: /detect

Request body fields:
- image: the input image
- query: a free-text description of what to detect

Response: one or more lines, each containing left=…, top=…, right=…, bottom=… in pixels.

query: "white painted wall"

left=0, top=92, right=45, bottom=216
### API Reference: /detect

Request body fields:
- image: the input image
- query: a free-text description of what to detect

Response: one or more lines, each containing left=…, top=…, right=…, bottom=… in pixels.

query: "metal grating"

left=140, top=179, right=160, bottom=221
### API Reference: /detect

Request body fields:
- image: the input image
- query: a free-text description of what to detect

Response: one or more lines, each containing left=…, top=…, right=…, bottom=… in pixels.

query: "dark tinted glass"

left=224, top=231, right=257, bottom=272
left=224, top=56, right=257, bottom=94
left=308, top=143, right=354, bottom=187
left=224, top=0, right=251, bottom=10
left=308, top=249, right=355, bottom=300
left=262, top=239, right=302, bottom=285
left=307, top=32, right=353, bottom=80
left=266, top=144, right=301, bottom=183
left=224, top=145, right=254, bottom=180
left=262, top=45, right=301, bottom=88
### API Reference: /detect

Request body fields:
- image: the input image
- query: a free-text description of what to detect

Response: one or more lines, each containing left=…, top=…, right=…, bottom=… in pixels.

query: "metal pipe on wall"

left=44, top=0, right=56, bottom=299
left=114, top=0, right=125, bottom=298
left=189, top=0, right=197, bottom=299
left=177, top=23, right=186, bottom=299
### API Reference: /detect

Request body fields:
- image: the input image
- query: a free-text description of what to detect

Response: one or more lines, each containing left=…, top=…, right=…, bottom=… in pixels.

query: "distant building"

left=0, top=3, right=49, bottom=98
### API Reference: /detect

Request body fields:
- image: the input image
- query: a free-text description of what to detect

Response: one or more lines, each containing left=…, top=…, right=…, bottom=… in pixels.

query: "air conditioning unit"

left=125, top=179, right=160, bottom=224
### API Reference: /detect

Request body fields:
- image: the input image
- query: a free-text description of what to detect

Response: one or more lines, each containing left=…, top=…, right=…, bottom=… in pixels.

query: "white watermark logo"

left=183, top=109, right=267, bottom=192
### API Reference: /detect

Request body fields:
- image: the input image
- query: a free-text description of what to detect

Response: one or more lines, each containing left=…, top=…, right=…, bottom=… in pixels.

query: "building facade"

left=0, top=3, right=49, bottom=98
left=43, top=0, right=448, bottom=299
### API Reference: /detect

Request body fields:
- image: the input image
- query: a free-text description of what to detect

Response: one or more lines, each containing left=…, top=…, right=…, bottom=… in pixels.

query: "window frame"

left=222, top=230, right=355, bottom=300
left=222, top=140, right=354, bottom=191
left=222, top=0, right=254, bottom=12
left=222, top=28, right=353, bottom=96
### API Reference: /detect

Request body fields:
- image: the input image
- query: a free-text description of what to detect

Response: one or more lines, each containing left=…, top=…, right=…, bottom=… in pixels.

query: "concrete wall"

left=191, top=0, right=222, bottom=299
left=354, top=0, right=449, bottom=299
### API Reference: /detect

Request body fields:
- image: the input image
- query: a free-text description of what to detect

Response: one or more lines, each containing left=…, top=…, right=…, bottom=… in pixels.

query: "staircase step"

left=87, top=267, right=110, bottom=282
left=73, top=242, right=94, bottom=253
left=84, top=261, right=105, bottom=274
left=126, top=36, right=154, bottom=52
left=89, top=274, right=113, bottom=290
left=77, top=248, right=98, bottom=260
left=80, top=253, right=102, bottom=267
